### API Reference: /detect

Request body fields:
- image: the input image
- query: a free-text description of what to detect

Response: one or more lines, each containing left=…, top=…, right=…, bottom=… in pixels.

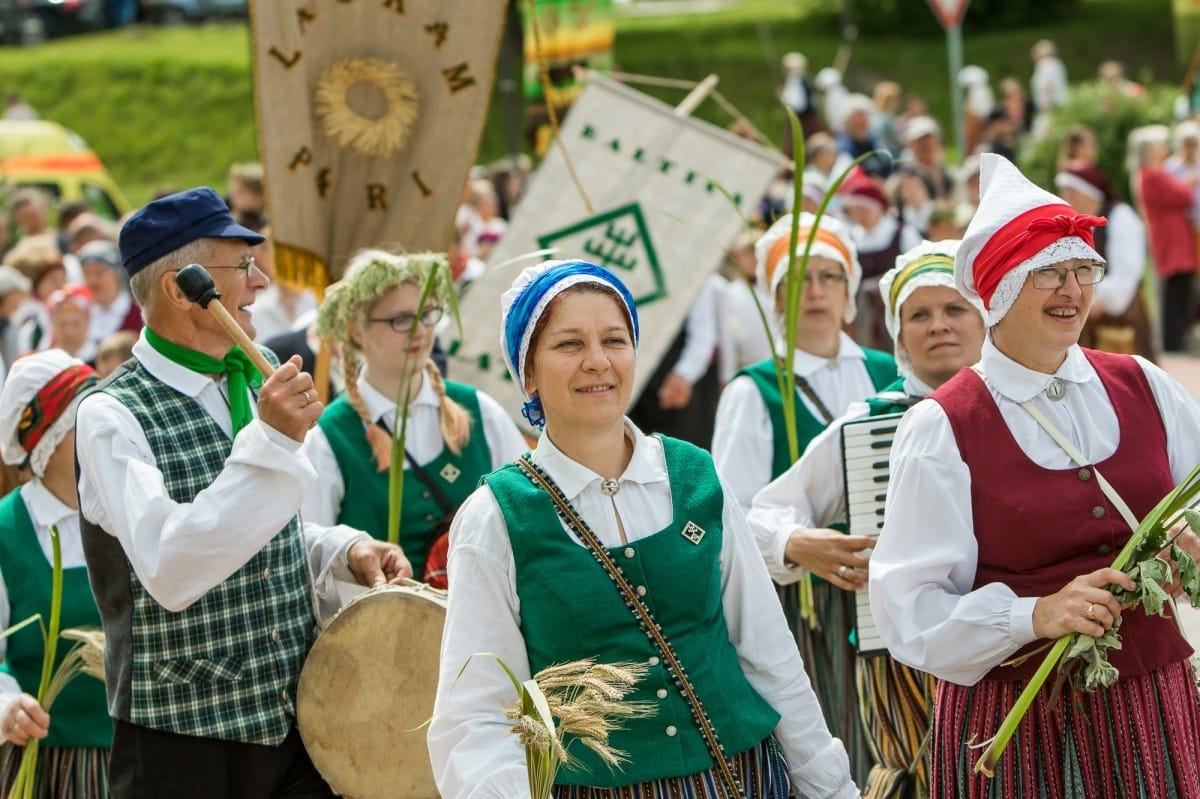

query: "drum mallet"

left=174, top=263, right=275, bottom=379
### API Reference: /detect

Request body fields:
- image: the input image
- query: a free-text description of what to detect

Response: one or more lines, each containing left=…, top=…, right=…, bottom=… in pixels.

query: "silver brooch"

left=439, top=463, right=462, bottom=483
left=681, top=521, right=706, bottom=545
left=600, top=478, right=620, bottom=497
left=1045, top=377, right=1066, bottom=402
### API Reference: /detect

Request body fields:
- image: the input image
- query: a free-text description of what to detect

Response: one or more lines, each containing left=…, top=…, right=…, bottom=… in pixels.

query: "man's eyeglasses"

left=368, top=306, right=445, bottom=333
left=1030, top=262, right=1105, bottom=289
left=208, top=257, right=258, bottom=280
left=802, top=271, right=848, bottom=289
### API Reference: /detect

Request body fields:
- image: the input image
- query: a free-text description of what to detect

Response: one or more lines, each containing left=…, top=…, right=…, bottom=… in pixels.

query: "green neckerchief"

left=144, top=327, right=263, bottom=436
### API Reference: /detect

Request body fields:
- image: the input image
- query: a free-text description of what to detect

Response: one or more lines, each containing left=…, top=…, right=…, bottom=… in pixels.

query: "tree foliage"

left=1019, top=81, right=1179, bottom=199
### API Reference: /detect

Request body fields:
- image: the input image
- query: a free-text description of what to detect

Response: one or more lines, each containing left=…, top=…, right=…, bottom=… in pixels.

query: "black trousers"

left=109, top=720, right=334, bottom=799
left=1162, top=272, right=1195, bottom=352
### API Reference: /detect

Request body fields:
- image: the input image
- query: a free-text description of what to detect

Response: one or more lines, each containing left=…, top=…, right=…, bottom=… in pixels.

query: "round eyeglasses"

left=367, top=306, right=445, bottom=333
left=1029, top=263, right=1105, bottom=290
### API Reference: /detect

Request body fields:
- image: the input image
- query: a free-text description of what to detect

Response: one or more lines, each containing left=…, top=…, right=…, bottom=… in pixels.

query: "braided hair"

left=318, top=249, right=470, bottom=472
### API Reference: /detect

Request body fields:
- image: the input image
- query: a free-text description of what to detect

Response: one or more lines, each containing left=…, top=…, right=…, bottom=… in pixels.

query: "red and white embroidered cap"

left=956, top=153, right=1105, bottom=327
left=0, top=349, right=93, bottom=476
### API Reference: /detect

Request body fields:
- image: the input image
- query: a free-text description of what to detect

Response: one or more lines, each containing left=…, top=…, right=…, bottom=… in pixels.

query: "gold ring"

left=1086, top=603, right=1096, bottom=621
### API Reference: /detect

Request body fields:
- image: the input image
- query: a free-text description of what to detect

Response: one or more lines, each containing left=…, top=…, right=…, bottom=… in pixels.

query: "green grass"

left=0, top=0, right=1176, bottom=207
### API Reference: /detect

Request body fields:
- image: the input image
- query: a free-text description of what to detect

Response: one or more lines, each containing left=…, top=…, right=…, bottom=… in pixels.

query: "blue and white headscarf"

left=500, top=260, right=639, bottom=429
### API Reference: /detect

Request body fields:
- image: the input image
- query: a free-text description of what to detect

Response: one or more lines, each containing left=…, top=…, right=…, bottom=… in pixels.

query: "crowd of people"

left=3, top=37, right=1200, bottom=799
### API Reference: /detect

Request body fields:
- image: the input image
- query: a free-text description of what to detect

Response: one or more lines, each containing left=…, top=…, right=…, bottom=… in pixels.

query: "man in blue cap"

left=75, top=187, right=410, bottom=798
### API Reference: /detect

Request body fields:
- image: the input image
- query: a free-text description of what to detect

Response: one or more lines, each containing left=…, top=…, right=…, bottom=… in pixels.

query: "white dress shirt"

left=0, top=481, right=84, bottom=710
left=75, top=331, right=366, bottom=617
left=87, top=291, right=135, bottom=349
left=299, top=373, right=529, bottom=526
left=428, top=420, right=858, bottom=799
left=719, top=279, right=777, bottom=384
left=1093, top=202, right=1146, bottom=317
left=749, top=375, right=933, bottom=583
left=251, top=284, right=318, bottom=344
left=869, top=339, right=1200, bottom=686
left=712, top=332, right=881, bottom=510
left=670, top=274, right=723, bottom=384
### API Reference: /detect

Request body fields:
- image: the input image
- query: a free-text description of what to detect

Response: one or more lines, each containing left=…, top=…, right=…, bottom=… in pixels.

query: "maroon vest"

left=930, top=349, right=1191, bottom=682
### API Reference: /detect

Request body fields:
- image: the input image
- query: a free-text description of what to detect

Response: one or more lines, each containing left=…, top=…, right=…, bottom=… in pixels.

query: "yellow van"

left=0, top=119, right=131, bottom=220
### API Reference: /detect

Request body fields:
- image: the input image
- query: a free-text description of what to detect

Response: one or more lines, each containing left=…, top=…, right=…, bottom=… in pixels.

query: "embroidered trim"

left=516, top=455, right=746, bottom=799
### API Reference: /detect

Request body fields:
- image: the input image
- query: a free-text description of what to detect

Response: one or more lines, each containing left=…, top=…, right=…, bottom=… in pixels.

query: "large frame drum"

left=297, top=583, right=446, bottom=798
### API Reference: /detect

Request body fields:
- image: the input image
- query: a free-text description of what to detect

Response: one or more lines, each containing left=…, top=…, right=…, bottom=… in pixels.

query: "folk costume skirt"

left=930, top=659, right=1200, bottom=798
left=551, top=736, right=789, bottom=799
left=0, top=744, right=108, bottom=799
left=784, top=579, right=873, bottom=786
left=857, top=653, right=936, bottom=799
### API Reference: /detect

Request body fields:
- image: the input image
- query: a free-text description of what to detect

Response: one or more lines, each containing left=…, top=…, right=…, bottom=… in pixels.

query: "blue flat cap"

left=118, top=187, right=265, bottom=277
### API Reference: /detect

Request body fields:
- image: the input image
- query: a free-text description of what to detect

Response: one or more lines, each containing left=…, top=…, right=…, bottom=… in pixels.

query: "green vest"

left=736, top=348, right=898, bottom=479
left=864, top=377, right=914, bottom=417
left=87, top=354, right=314, bottom=745
left=486, top=437, right=780, bottom=787
left=0, top=490, right=111, bottom=749
left=316, top=381, right=496, bottom=576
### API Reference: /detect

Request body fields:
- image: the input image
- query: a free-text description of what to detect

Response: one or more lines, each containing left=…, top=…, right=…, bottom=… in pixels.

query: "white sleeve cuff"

left=1009, top=595, right=1040, bottom=644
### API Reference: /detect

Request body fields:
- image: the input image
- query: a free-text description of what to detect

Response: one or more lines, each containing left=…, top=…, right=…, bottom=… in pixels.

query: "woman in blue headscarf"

left=428, top=260, right=857, bottom=799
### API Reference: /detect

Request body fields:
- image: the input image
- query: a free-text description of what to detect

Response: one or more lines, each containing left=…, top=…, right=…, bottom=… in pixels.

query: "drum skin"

left=298, top=584, right=447, bottom=798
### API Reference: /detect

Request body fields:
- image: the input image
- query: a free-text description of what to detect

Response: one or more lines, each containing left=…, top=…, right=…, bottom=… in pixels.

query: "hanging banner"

left=249, top=0, right=506, bottom=288
left=523, top=0, right=615, bottom=153
left=449, top=73, right=786, bottom=430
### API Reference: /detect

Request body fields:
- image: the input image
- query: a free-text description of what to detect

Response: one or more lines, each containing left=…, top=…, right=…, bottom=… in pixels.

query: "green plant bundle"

left=974, top=464, right=1200, bottom=777
left=2, top=527, right=107, bottom=799
left=763, top=111, right=885, bottom=628
left=387, top=257, right=462, bottom=547
left=456, top=654, right=651, bottom=798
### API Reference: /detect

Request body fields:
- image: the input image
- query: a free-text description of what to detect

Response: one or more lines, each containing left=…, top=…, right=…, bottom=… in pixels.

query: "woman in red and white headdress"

left=870, top=153, right=1200, bottom=797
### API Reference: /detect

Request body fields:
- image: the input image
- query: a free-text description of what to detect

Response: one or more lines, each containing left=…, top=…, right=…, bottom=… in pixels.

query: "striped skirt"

left=0, top=744, right=108, bottom=799
left=930, top=659, right=1200, bottom=798
left=857, top=654, right=936, bottom=799
left=783, top=579, right=873, bottom=786
left=551, top=736, right=790, bottom=799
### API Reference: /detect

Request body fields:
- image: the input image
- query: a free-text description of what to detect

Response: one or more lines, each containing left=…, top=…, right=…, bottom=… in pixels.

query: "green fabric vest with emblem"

left=487, top=437, right=780, bottom=787
left=0, top=491, right=111, bottom=748
left=100, top=354, right=314, bottom=745
left=317, top=380, right=495, bottom=576
left=864, top=377, right=912, bottom=417
left=736, top=348, right=898, bottom=479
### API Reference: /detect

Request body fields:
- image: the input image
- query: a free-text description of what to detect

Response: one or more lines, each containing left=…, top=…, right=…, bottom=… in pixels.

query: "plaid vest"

left=85, top=356, right=315, bottom=745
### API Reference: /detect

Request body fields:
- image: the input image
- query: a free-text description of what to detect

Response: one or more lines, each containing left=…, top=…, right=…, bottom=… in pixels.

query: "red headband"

left=972, top=203, right=1106, bottom=309
left=17, top=364, right=96, bottom=456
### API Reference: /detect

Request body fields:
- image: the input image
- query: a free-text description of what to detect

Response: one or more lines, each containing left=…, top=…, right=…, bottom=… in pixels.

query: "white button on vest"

left=270, top=630, right=281, bottom=643
left=636, top=585, right=647, bottom=597
left=648, top=656, right=660, bottom=666
left=624, top=547, right=636, bottom=559
left=262, top=568, right=272, bottom=580
left=656, top=688, right=668, bottom=699
left=665, top=725, right=678, bottom=737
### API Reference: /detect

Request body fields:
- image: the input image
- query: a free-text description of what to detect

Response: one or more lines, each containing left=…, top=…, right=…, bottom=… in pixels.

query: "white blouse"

left=299, top=374, right=528, bottom=527
left=748, top=375, right=932, bottom=583
left=428, top=420, right=857, bottom=799
left=869, top=339, right=1200, bottom=686
left=712, top=332, right=882, bottom=510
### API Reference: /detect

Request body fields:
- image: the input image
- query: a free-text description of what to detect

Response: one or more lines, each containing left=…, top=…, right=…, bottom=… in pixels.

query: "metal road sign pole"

left=948, top=21, right=966, bottom=160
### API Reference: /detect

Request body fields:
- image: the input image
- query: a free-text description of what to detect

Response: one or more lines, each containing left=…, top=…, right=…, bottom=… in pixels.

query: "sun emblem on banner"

left=313, top=57, right=421, bottom=158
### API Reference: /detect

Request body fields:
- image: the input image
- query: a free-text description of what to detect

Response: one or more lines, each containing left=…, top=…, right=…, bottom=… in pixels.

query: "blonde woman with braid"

left=300, top=249, right=527, bottom=586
